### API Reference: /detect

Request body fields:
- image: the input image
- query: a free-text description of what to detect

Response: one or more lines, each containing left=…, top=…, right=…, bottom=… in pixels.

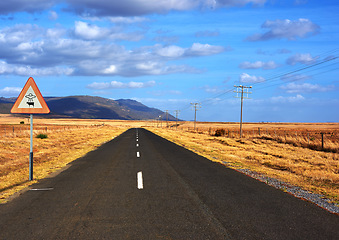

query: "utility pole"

left=174, top=110, right=180, bottom=130
left=191, top=103, right=201, bottom=131
left=234, top=85, right=252, bottom=138
left=165, top=110, right=169, bottom=128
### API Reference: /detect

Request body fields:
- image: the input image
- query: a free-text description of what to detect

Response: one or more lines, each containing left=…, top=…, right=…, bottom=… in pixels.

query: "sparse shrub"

left=36, top=133, right=48, bottom=139
left=214, top=128, right=226, bottom=137
left=20, top=121, right=25, bottom=124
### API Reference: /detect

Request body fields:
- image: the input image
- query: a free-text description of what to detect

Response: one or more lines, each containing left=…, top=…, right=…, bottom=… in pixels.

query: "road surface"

left=0, top=128, right=338, bottom=239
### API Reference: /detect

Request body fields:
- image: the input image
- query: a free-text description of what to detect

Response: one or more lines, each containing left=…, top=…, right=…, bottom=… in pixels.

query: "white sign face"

left=17, top=86, right=43, bottom=109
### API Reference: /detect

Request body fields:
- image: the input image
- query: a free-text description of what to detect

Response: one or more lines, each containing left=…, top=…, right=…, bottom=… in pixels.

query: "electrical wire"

left=168, top=48, right=339, bottom=119
left=184, top=50, right=339, bottom=110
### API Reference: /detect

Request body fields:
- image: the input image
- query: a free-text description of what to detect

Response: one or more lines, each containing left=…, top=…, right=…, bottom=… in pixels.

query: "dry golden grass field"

left=1, top=114, right=338, bottom=206
left=172, top=121, right=339, bottom=153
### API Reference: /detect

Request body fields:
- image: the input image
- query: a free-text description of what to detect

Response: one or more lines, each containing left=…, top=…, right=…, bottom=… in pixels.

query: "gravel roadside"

left=221, top=160, right=339, bottom=214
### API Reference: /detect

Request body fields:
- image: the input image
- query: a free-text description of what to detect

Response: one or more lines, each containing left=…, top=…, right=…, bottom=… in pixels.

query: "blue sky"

left=0, top=0, right=338, bottom=122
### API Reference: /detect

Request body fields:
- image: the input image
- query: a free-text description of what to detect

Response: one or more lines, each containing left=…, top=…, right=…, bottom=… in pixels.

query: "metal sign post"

left=11, top=77, right=50, bottom=181
left=29, top=114, right=33, bottom=180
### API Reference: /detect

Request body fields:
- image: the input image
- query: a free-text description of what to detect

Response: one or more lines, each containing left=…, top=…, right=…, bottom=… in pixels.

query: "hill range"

left=0, top=96, right=175, bottom=120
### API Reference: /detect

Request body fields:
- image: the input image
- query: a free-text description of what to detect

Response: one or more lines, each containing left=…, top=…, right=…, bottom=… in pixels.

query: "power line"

left=165, top=110, right=169, bottom=127
left=252, top=49, right=339, bottom=86
left=234, top=85, right=252, bottom=138
left=254, top=65, right=339, bottom=92
left=174, top=110, right=180, bottom=130
left=252, top=56, right=339, bottom=88
left=197, top=52, right=339, bottom=108
left=190, top=103, right=201, bottom=131
left=173, top=48, right=338, bottom=121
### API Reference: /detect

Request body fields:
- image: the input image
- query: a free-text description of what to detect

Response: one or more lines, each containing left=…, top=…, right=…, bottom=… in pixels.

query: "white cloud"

left=0, top=61, right=74, bottom=76
left=86, top=82, right=111, bottom=89
left=246, top=18, right=320, bottom=41
left=239, top=60, right=278, bottom=69
left=0, top=24, right=222, bottom=77
left=239, top=73, right=265, bottom=83
left=156, top=45, right=185, bottom=58
left=155, top=43, right=225, bottom=58
left=108, top=17, right=149, bottom=23
left=75, top=59, right=200, bottom=77
left=286, top=53, right=318, bottom=65
left=186, top=43, right=226, bottom=56
left=102, top=65, right=117, bottom=74
left=73, top=21, right=144, bottom=41
left=0, top=87, right=22, bottom=96
left=128, top=81, right=145, bottom=88
left=280, top=83, right=332, bottom=93
left=48, top=10, right=58, bottom=20
left=132, top=62, right=200, bottom=76
left=0, top=24, right=43, bottom=44
left=271, top=94, right=305, bottom=103
left=46, top=28, right=66, bottom=39
left=135, top=61, right=161, bottom=71
left=74, top=21, right=107, bottom=40
left=87, top=80, right=156, bottom=90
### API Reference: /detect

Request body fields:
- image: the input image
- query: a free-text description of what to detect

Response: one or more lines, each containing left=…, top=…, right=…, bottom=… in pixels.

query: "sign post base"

left=29, top=152, right=33, bottom=181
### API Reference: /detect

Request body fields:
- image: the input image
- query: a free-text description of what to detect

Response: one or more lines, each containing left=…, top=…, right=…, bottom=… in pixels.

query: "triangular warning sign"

left=11, top=77, right=50, bottom=114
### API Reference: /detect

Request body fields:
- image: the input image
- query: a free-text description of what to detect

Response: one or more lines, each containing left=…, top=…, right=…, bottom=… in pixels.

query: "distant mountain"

left=0, top=97, right=15, bottom=114
left=0, top=96, right=176, bottom=120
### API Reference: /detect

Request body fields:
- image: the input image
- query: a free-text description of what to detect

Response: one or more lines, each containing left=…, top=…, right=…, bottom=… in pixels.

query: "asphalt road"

left=0, top=128, right=338, bottom=239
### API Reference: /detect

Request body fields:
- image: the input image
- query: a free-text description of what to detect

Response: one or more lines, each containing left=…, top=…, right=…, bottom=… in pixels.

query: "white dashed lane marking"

left=136, top=130, right=143, bottom=189
left=137, top=171, right=143, bottom=189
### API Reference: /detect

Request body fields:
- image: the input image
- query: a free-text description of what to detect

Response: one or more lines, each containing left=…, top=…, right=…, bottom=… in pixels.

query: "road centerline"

left=137, top=171, right=143, bottom=189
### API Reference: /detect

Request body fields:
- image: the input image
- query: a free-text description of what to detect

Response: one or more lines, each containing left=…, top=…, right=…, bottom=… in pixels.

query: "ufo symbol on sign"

left=25, top=93, right=36, bottom=100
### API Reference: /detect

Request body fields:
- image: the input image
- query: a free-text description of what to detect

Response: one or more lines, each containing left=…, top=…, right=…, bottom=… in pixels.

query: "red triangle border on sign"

left=11, top=77, right=50, bottom=114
